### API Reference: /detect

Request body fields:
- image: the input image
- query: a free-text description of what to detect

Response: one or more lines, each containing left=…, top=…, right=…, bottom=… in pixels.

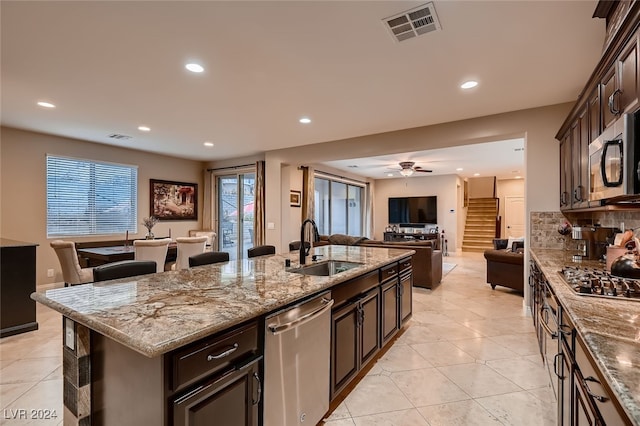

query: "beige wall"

left=1, top=127, right=205, bottom=286
left=262, top=103, right=571, bottom=256
left=468, top=176, right=495, bottom=198
left=374, top=174, right=460, bottom=251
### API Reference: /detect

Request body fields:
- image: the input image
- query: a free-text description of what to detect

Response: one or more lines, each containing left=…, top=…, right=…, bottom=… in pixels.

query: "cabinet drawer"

left=332, top=271, right=379, bottom=308
left=398, top=257, right=412, bottom=275
left=379, top=262, right=399, bottom=283
left=171, top=322, right=258, bottom=391
left=575, top=335, right=631, bottom=425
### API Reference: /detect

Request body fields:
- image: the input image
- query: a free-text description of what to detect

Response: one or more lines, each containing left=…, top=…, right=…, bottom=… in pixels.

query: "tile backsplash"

left=530, top=211, right=567, bottom=249
left=531, top=210, right=640, bottom=250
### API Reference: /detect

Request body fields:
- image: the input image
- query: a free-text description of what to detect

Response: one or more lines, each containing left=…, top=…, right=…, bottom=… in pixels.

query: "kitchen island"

left=530, top=249, right=640, bottom=425
left=32, top=245, right=415, bottom=426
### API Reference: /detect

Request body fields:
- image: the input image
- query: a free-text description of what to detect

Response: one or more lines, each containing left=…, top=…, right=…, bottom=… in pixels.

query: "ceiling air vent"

left=107, top=133, right=132, bottom=140
left=383, top=2, right=441, bottom=42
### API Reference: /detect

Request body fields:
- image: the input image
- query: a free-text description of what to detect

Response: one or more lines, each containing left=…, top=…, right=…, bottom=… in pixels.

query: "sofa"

left=314, top=234, right=442, bottom=289
left=483, top=238, right=524, bottom=293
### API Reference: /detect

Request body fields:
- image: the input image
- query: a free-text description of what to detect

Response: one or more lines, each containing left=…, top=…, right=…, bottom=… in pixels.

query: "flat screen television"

left=388, top=196, right=437, bottom=224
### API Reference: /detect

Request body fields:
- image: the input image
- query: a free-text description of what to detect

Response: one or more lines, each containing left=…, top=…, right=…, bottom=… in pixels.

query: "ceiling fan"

left=394, top=161, right=432, bottom=177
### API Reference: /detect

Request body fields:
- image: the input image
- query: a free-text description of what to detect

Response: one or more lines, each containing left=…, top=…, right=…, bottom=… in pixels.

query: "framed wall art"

left=150, top=179, right=198, bottom=220
left=290, top=190, right=301, bottom=207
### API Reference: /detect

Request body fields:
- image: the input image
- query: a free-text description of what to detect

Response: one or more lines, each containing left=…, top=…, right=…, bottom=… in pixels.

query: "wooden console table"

left=383, top=232, right=440, bottom=249
left=1, top=238, right=38, bottom=337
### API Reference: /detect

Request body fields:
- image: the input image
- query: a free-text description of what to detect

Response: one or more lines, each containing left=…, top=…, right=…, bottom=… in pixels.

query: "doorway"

left=217, top=173, right=255, bottom=260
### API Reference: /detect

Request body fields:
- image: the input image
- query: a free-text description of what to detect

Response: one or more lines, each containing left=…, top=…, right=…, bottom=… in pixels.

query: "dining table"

left=77, top=243, right=177, bottom=267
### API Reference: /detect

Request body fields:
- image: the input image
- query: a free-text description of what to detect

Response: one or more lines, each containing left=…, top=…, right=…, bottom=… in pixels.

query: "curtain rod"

left=207, top=163, right=254, bottom=172
left=306, top=167, right=369, bottom=185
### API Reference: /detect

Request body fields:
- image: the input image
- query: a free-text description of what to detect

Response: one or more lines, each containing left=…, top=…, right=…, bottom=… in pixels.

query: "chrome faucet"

left=300, top=218, right=320, bottom=265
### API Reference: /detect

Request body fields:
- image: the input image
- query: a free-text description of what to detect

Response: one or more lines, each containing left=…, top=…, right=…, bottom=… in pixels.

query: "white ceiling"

left=2, top=1, right=603, bottom=174
left=324, top=138, right=524, bottom=180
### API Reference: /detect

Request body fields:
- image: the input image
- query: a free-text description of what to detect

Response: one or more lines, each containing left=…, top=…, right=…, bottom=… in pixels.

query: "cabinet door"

left=399, top=273, right=412, bottom=324
left=331, top=302, right=359, bottom=398
left=381, top=279, right=399, bottom=345
left=359, top=288, right=380, bottom=368
left=559, top=342, right=572, bottom=426
left=559, top=134, right=572, bottom=209
left=360, top=289, right=381, bottom=368
left=602, top=67, right=617, bottom=129
left=617, top=30, right=639, bottom=114
left=588, top=86, right=601, bottom=143
left=172, top=361, right=260, bottom=426
left=573, top=368, right=601, bottom=426
left=570, top=119, right=583, bottom=207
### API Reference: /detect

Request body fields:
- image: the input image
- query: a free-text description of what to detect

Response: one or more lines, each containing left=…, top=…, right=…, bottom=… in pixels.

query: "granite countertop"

left=530, top=249, right=640, bottom=425
left=32, top=245, right=414, bottom=358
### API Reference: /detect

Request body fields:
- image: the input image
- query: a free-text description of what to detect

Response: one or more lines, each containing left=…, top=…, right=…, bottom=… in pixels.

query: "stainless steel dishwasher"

left=264, top=290, right=334, bottom=426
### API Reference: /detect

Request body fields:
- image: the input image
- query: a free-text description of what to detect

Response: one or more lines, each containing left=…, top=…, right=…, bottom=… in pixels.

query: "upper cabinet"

left=603, top=28, right=640, bottom=128
left=557, top=1, right=640, bottom=210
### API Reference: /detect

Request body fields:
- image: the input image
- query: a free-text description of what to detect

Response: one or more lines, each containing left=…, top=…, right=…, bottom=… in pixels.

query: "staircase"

left=462, top=197, right=498, bottom=252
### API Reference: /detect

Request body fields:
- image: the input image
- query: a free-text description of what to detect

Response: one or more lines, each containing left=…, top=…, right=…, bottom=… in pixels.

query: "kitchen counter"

left=32, top=245, right=414, bottom=358
left=530, top=249, right=640, bottom=425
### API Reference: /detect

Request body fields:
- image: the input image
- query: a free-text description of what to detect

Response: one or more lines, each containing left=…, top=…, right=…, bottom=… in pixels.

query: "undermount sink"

left=289, top=260, right=363, bottom=276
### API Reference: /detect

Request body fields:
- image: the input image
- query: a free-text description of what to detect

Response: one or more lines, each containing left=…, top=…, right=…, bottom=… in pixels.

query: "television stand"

left=383, top=232, right=440, bottom=249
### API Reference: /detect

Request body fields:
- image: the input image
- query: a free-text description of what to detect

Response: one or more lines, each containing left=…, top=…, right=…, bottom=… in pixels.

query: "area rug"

left=442, top=262, right=457, bottom=276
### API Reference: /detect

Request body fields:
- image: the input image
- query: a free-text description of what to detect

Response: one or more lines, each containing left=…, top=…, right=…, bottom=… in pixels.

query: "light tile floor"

left=323, top=252, right=557, bottom=426
left=0, top=252, right=556, bottom=425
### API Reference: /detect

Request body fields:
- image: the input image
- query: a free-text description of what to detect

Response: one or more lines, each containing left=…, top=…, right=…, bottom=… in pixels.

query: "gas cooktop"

left=559, top=266, right=640, bottom=301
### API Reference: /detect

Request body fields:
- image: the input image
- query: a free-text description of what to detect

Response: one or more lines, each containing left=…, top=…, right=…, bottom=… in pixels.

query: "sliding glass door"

left=218, top=173, right=255, bottom=260
left=314, top=177, right=364, bottom=236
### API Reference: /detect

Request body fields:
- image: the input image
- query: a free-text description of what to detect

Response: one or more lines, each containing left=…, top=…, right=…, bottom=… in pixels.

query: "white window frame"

left=46, top=154, right=138, bottom=238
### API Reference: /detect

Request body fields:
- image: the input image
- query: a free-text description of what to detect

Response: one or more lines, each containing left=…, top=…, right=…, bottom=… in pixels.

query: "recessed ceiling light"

left=185, top=63, right=204, bottom=73
left=387, top=173, right=394, bottom=177
left=473, top=173, right=480, bottom=176
left=204, top=141, right=214, bottom=147
left=299, top=117, right=311, bottom=124
left=138, top=126, right=151, bottom=132
left=37, top=101, right=55, bottom=108
left=460, top=80, right=478, bottom=89
left=456, top=168, right=463, bottom=171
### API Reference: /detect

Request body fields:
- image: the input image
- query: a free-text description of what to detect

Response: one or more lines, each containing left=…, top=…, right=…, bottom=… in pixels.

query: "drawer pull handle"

left=538, top=307, right=558, bottom=339
left=584, top=376, right=609, bottom=403
left=207, top=343, right=239, bottom=361
left=553, top=353, right=565, bottom=379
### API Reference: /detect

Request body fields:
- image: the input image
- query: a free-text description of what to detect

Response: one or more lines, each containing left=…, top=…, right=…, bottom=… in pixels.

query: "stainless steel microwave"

left=589, top=112, right=640, bottom=205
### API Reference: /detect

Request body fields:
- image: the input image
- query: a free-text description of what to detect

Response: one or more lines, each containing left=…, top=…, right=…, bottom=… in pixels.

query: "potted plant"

left=141, top=216, right=159, bottom=239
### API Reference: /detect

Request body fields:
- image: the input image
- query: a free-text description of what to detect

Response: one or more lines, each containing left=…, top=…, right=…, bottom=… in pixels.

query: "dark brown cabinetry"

left=330, top=258, right=413, bottom=401
left=572, top=333, right=631, bottom=426
left=399, top=259, right=413, bottom=324
left=0, top=239, right=39, bottom=338
left=559, top=134, right=572, bottom=209
left=380, top=263, right=400, bottom=345
left=531, top=259, right=632, bottom=426
left=172, top=359, right=260, bottom=426
left=92, top=321, right=261, bottom=426
left=559, top=106, right=590, bottom=210
left=331, top=286, right=380, bottom=399
left=604, top=28, right=640, bottom=126
left=557, top=2, right=640, bottom=211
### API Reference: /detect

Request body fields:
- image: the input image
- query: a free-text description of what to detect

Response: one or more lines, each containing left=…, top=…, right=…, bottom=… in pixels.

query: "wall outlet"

left=47, top=269, right=55, bottom=277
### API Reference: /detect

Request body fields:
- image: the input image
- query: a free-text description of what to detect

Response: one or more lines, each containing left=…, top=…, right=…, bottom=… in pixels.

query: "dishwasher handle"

left=268, top=297, right=334, bottom=335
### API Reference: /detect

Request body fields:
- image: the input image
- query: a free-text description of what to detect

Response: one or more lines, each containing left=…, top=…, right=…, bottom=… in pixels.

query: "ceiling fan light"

left=400, top=168, right=414, bottom=177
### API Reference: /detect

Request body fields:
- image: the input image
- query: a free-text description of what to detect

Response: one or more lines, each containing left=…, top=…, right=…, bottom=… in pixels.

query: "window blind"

left=46, top=155, right=138, bottom=237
